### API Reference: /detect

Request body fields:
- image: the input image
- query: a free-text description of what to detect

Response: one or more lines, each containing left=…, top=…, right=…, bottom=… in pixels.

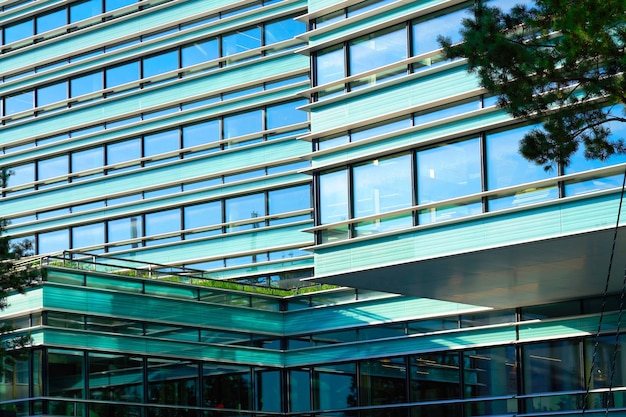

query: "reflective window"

left=88, top=353, right=143, bottom=405
left=412, top=7, right=468, bottom=57
left=417, top=137, right=482, bottom=223
left=144, top=129, right=180, bottom=161
left=107, top=138, right=141, bottom=167
left=10, top=163, right=35, bottom=187
left=585, top=335, right=626, bottom=391
left=360, top=357, right=407, bottom=405
left=256, top=369, right=281, bottom=411
left=72, top=223, right=105, bottom=250
left=349, top=24, right=407, bottom=80
left=5, top=91, right=34, bottom=115
left=72, top=147, right=103, bottom=176
left=71, top=72, right=103, bottom=99
left=222, top=26, right=262, bottom=56
left=353, top=153, right=413, bottom=236
left=266, top=100, right=308, bottom=130
left=37, top=155, right=68, bottom=187
left=184, top=201, right=222, bottom=232
left=463, top=346, right=517, bottom=398
left=143, top=50, right=179, bottom=78
left=289, top=369, right=311, bottom=412
left=264, top=17, right=305, bottom=44
left=268, top=185, right=310, bottom=225
left=70, top=0, right=102, bottom=23
left=319, top=169, right=348, bottom=224
left=147, top=358, right=198, bottom=406
left=106, top=61, right=140, bottom=88
left=145, top=209, right=181, bottom=238
left=315, top=45, right=344, bottom=87
left=523, top=340, right=582, bottom=394
left=313, top=363, right=357, bottom=410
left=105, top=0, right=136, bottom=12
left=351, top=117, right=411, bottom=142
left=226, top=193, right=265, bottom=231
left=182, top=38, right=219, bottom=68
left=38, top=229, right=69, bottom=254
left=183, top=120, right=220, bottom=149
left=410, top=352, right=460, bottom=401
left=36, top=8, right=66, bottom=34
left=565, top=117, right=626, bottom=195
left=486, top=126, right=557, bottom=210
left=223, top=110, right=263, bottom=139
left=48, top=350, right=84, bottom=398
left=108, top=216, right=142, bottom=244
left=4, top=20, right=33, bottom=44
left=37, top=82, right=68, bottom=107
left=203, top=363, right=251, bottom=410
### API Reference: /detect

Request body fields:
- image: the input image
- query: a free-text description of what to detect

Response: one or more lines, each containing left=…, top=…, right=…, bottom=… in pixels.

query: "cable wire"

left=582, top=166, right=626, bottom=415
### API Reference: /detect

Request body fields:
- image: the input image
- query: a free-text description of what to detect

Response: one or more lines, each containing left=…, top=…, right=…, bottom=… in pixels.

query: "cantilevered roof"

left=309, top=227, right=626, bottom=309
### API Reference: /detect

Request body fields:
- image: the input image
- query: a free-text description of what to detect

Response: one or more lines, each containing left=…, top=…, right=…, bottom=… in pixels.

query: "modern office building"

left=2, top=0, right=626, bottom=416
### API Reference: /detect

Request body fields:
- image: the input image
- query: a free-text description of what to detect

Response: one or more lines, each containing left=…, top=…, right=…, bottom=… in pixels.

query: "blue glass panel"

left=145, top=209, right=181, bottom=237
left=9, top=163, right=34, bottom=187
left=144, top=129, right=180, bottom=157
left=182, top=38, right=218, bottom=67
left=106, top=61, right=140, bottom=88
left=36, top=8, right=66, bottom=34
left=88, top=353, right=144, bottom=404
left=314, top=10, right=343, bottom=29
left=70, top=0, right=102, bottom=23
left=72, top=223, right=105, bottom=249
left=318, top=135, right=349, bottom=150
left=565, top=115, right=626, bottom=195
left=347, top=0, right=395, bottom=17
left=225, top=193, right=265, bottom=230
left=349, top=24, right=407, bottom=75
left=107, top=138, right=141, bottom=165
left=38, top=229, right=69, bottom=254
left=37, top=155, right=68, bottom=182
left=417, top=138, right=482, bottom=223
left=256, top=370, right=281, bottom=412
left=4, top=19, right=33, bottom=44
left=5, top=91, right=34, bottom=115
left=319, top=169, right=348, bottom=224
left=315, top=45, right=344, bottom=86
left=264, top=17, right=305, bottom=44
left=183, top=120, right=220, bottom=148
left=523, top=340, right=582, bottom=394
left=268, top=185, right=310, bottom=218
left=37, top=82, right=68, bottom=107
left=143, top=50, right=179, bottom=78
left=222, top=26, right=261, bottom=56
left=147, top=359, right=198, bottom=406
left=184, top=201, right=222, bottom=231
left=353, top=154, right=413, bottom=235
left=486, top=125, right=557, bottom=210
left=105, top=0, right=136, bottom=12
left=412, top=7, right=468, bottom=56
left=72, top=147, right=103, bottom=175
left=108, top=216, right=142, bottom=243
left=266, top=100, right=308, bottom=130
left=71, top=72, right=103, bottom=97
left=223, top=110, right=263, bottom=139
left=351, top=117, right=411, bottom=142
left=203, top=363, right=251, bottom=410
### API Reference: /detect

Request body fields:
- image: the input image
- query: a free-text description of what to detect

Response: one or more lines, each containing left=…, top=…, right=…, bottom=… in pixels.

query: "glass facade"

left=3, top=0, right=626, bottom=416
left=3, top=268, right=626, bottom=416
